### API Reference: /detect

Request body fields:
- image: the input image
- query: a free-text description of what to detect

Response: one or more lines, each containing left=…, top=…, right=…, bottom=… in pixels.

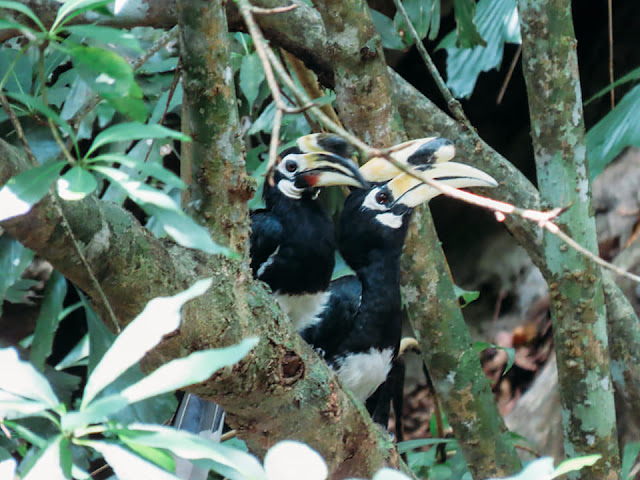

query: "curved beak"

left=296, top=133, right=356, bottom=160
left=359, top=137, right=456, bottom=182
left=293, top=152, right=369, bottom=189
left=386, top=162, right=498, bottom=208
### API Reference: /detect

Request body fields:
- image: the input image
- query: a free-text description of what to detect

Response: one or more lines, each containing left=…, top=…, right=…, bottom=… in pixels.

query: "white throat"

left=278, top=179, right=303, bottom=199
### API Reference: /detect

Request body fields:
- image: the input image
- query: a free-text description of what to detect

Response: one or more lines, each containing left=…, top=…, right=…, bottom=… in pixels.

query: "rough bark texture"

left=401, top=209, right=523, bottom=478
left=0, top=141, right=403, bottom=479
left=517, top=0, right=620, bottom=477
left=177, top=0, right=252, bottom=254
left=310, top=0, right=403, bottom=146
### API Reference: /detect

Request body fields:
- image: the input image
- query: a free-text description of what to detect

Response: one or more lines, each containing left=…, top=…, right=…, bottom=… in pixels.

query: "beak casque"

left=296, top=133, right=356, bottom=160
left=359, top=137, right=456, bottom=183
left=386, top=162, right=498, bottom=208
left=295, top=152, right=369, bottom=189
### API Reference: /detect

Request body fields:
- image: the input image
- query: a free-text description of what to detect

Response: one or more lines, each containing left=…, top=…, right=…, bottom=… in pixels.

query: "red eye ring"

left=376, top=191, right=389, bottom=204
left=285, top=160, right=298, bottom=173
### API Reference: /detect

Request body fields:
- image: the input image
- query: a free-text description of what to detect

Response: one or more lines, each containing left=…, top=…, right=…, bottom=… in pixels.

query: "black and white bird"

left=301, top=154, right=498, bottom=426
left=250, top=134, right=367, bottom=331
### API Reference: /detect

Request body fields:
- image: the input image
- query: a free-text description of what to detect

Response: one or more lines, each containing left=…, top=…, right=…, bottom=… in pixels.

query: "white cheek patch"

left=361, top=188, right=388, bottom=212
left=278, top=179, right=303, bottom=199
left=375, top=212, right=403, bottom=229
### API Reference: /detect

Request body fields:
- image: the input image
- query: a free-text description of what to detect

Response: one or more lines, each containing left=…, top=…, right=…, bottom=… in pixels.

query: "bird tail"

left=173, top=394, right=225, bottom=480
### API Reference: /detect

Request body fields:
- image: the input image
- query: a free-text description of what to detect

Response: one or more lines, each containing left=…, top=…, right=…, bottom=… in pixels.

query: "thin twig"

left=607, top=0, right=615, bottom=109
left=250, top=4, right=298, bottom=15
left=392, top=0, right=473, bottom=130
left=497, top=44, right=521, bottom=105
left=0, top=93, right=38, bottom=166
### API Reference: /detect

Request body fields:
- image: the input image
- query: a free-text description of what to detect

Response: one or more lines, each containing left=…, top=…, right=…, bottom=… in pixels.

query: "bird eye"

left=285, top=159, right=298, bottom=173
left=375, top=191, right=389, bottom=204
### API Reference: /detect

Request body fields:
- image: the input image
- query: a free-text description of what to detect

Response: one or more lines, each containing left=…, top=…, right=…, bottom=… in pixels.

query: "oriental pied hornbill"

left=249, top=134, right=368, bottom=330
left=301, top=153, right=497, bottom=427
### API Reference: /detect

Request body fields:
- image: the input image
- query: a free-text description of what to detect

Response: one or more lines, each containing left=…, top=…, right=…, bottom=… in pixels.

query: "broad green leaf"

left=587, top=84, right=640, bottom=180
left=88, top=122, right=190, bottom=157
left=0, top=18, right=34, bottom=34
left=0, top=236, right=34, bottom=316
left=120, top=439, right=175, bottom=472
left=0, top=1, right=45, bottom=31
left=586, top=65, right=640, bottom=105
left=0, top=390, right=52, bottom=419
left=60, top=75, right=92, bottom=120
left=121, top=338, right=258, bottom=403
left=106, top=89, right=148, bottom=122
left=264, top=441, right=325, bottom=480
left=397, top=438, right=456, bottom=454
left=4, top=92, right=77, bottom=145
left=0, top=45, right=32, bottom=94
left=4, top=279, right=39, bottom=303
left=372, top=468, right=413, bottom=480
left=370, top=10, right=405, bottom=50
left=68, top=45, right=135, bottom=99
left=240, top=53, right=265, bottom=110
left=0, top=348, right=60, bottom=407
left=453, top=284, right=479, bottom=307
left=57, top=166, right=98, bottom=200
left=83, top=441, right=180, bottom=480
left=55, top=334, right=89, bottom=370
left=621, top=442, right=640, bottom=480
left=30, top=272, right=67, bottom=370
left=51, top=0, right=111, bottom=32
left=22, top=436, right=67, bottom=480
left=453, top=0, right=485, bottom=48
left=89, top=154, right=186, bottom=189
left=395, top=0, right=441, bottom=44
left=81, top=279, right=213, bottom=408
left=115, top=425, right=267, bottom=480
left=64, top=25, right=143, bottom=52
left=551, top=455, right=601, bottom=480
left=440, top=0, right=520, bottom=98
left=147, top=206, right=236, bottom=257
left=62, top=395, right=129, bottom=431
left=0, top=160, right=65, bottom=221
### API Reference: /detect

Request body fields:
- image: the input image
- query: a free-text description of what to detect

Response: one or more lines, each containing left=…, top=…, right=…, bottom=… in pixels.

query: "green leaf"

left=0, top=348, right=60, bottom=408
left=395, top=0, right=441, bottom=44
left=587, top=84, right=640, bottom=180
left=55, top=334, right=89, bottom=370
left=57, top=166, right=98, bottom=200
left=51, top=0, right=111, bottom=32
left=4, top=92, right=78, bottom=146
left=30, top=272, right=67, bottom=371
left=81, top=279, right=213, bottom=408
left=621, top=442, right=640, bottom=480
left=0, top=236, right=34, bottom=316
left=397, top=437, right=456, bottom=454
left=82, top=441, right=180, bottom=480
left=0, top=1, right=46, bottom=31
left=64, top=25, right=143, bottom=52
left=453, top=0, right=486, bottom=48
left=0, top=18, right=34, bottom=34
left=89, top=154, right=186, bottom=190
left=114, top=425, right=267, bottom=480
left=22, top=436, right=67, bottom=480
left=106, top=89, right=148, bottom=122
left=453, top=284, right=479, bottom=307
left=121, top=338, right=258, bottom=403
left=62, top=395, right=129, bottom=431
left=4, top=279, right=39, bottom=303
left=147, top=206, right=237, bottom=257
left=550, top=455, right=601, bottom=479
left=119, top=439, right=175, bottom=472
left=585, top=65, right=640, bottom=105
left=240, top=52, right=265, bottom=110
left=0, top=46, right=33, bottom=94
left=0, top=161, right=66, bottom=221
left=440, top=0, right=520, bottom=98
left=370, top=10, right=406, bottom=50
left=87, top=122, right=190, bottom=157
left=0, top=390, right=53, bottom=419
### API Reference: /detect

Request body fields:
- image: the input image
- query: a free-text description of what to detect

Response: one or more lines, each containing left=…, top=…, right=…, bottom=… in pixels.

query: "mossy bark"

left=517, top=0, right=619, bottom=476
left=0, top=140, right=405, bottom=479
left=178, top=0, right=252, bottom=255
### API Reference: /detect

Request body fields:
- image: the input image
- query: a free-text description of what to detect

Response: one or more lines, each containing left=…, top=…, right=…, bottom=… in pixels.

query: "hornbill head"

left=268, top=136, right=367, bottom=201
left=358, top=137, right=456, bottom=183
left=338, top=161, right=498, bottom=269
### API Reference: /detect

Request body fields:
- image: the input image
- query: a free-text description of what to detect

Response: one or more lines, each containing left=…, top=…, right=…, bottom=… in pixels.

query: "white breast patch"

left=274, top=291, right=331, bottom=331
left=334, top=347, right=394, bottom=402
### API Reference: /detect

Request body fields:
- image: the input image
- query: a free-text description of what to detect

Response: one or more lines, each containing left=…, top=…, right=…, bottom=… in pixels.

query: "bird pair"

left=251, top=133, right=498, bottom=425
